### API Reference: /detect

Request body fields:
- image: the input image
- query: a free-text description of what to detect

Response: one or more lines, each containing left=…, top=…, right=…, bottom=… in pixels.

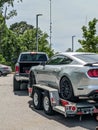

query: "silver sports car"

left=29, top=52, right=98, bottom=101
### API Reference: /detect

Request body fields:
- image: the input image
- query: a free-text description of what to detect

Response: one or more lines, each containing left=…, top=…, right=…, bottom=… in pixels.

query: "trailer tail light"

left=60, top=99, right=69, bottom=106
left=65, top=105, right=77, bottom=112
left=50, top=92, right=57, bottom=105
left=71, top=106, right=77, bottom=111
left=28, top=87, right=33, bottom=97
left=95, top=90, right=98, bottom=93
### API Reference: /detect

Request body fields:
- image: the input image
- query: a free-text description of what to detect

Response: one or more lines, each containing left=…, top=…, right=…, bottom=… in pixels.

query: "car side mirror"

left=41, top=61, right=46, bottom=66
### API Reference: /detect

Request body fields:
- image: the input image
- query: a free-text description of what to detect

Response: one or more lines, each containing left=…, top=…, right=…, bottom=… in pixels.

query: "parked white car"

left=0, top=64, right=12, bottom=76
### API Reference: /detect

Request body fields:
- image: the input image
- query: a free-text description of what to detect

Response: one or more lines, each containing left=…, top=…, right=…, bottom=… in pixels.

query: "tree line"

left=0, top=0, right=54, bottom=70
left=1, top=0, right=98, bottom=69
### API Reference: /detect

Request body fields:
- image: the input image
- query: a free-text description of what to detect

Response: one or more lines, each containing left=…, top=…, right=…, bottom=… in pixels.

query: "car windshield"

left=74, top=54, right=98, bottom=63
left=20, top=54, right=47, bottom=61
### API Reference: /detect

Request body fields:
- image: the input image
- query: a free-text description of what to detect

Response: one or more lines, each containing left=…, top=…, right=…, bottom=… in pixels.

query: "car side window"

left=47, top=56, right=61, bottom=65
left=47, top=55, right=72, bottom=65
left=20, top=54, right=47, bottom=62
left=60, top=56, right=73, bottom=64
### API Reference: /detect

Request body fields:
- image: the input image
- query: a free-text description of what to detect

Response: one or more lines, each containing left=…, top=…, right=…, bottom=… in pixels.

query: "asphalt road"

left=0, top=74, right=98, bottom=130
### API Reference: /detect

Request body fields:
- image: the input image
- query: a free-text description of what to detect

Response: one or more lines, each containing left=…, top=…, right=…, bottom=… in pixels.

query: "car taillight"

left=3, top=67, right=8, bottom=69
left=87, top=69, right=98, bottom=77
left=15, top=65, right=19, bottom=73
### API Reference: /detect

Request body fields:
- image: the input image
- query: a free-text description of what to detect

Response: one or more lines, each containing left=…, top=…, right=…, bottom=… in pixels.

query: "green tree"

left=10, top=21, right=54, bottom=57
left=78, top=18, right=98, bottom=52
left=0, top=54, right=6, bottom=64
left=0, top=0, right=22, bottom=20
left=66, top=48, right=72, bottom=52
left=10, top=21, right=34, bottom=36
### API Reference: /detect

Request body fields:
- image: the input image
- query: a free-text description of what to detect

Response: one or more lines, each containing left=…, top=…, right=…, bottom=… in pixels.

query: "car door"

left=35, top=55, right=65, bottom=88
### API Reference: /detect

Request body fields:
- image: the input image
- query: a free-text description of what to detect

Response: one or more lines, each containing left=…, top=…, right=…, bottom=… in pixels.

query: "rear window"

left=74, top=54, right=98, bottom=63
left=20, top=53, right=47, bottom=62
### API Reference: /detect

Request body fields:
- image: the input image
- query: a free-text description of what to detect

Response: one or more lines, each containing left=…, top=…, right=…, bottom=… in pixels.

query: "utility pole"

left=36, top=14, right=42, bottom=52
left=49, top=0, right=52, bottom=49
left=72, top=35, right=76, bottom=52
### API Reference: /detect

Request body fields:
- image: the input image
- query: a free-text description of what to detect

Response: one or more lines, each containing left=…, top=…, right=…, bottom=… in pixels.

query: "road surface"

left=0, top=74, right=97, bottom=130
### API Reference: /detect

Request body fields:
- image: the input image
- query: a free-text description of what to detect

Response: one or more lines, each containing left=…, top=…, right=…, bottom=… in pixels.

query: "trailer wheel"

left=94, top=114, right=98, bottom=122
left=43, top=92, right=54, bottom=115
left=13, top=75, right=20, bottom=91
left=33, top=89, right=43, bottom=110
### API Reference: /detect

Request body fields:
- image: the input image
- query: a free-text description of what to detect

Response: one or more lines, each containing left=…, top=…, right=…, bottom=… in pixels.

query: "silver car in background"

left=29, top=52, right=98, bottom=101
left=0, top=64, right=12, bottom=76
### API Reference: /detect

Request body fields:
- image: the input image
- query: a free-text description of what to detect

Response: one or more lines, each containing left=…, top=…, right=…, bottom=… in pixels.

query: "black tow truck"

left=28, top=84, right=98, bottom=121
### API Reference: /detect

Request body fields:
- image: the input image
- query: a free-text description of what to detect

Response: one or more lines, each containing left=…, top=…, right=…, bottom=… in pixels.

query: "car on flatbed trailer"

left=29, top=52, right=98, bottom=101
left=13, top=52, right=48, bottom=91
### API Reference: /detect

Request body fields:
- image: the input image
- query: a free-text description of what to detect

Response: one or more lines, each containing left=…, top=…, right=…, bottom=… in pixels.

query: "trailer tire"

left=43, top=92, right=54, bottom=115
left=13, top=76, right=20, bottom=91
left=94, top=114, right=98, bottom=122
left=33, top=89, right=43, bottom=110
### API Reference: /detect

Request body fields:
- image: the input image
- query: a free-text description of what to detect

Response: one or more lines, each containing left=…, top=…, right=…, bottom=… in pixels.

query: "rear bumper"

left=14, top=73, right=29, bottom=82
left=2, top=70, right=12, bottom=75
left=77, top=85, right=98, bottom=98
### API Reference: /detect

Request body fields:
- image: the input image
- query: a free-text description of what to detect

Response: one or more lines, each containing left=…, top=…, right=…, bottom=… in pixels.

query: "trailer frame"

left=28, top=84, right=98, bottom=121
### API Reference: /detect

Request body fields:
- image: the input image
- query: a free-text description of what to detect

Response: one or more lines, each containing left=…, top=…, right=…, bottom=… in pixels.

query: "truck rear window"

left=20, top=54, right=47, bottom=62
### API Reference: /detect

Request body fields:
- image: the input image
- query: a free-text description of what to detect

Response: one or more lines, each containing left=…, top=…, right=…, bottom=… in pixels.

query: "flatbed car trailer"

left=28, top=84, right=98, bottom=121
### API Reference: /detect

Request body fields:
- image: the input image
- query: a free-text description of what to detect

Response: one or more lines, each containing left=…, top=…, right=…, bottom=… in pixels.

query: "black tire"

left=0, top=71, right=2, bottom=77
left=3, top=74, right=7, bottom=76
left=13, top=75, right=20, bottom=91
left=29, top=72, right=36, bottom=87
left=43, top=92, right=54, bottom=115
left=33, top=89, right=43, bottom=110
left=60, top=76, right=75, bottom=101
left=94, top=114, right=98, bottom=122
left=94, top=98, right=98, bottom=102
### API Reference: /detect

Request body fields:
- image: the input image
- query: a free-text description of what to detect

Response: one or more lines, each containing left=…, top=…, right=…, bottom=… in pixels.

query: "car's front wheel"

left=29, top=72, right=36, bottom=87
left=60, top=76, right=75, bottom=101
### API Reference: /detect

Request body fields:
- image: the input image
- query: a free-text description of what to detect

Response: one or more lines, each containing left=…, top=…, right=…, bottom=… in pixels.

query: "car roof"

left=58, top=52, right=96, bottom=56
left=54, top=52, right=97, bottom=65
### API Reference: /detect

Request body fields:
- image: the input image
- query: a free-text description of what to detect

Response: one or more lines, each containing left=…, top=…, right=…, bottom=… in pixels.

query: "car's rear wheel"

left=60, top=76, right=75, bottom=101
left=3, top=73, right=7, bottom=76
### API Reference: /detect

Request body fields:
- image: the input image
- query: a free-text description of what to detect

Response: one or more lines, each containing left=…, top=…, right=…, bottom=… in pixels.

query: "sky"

left=6, top=0, right=98, bottom=52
